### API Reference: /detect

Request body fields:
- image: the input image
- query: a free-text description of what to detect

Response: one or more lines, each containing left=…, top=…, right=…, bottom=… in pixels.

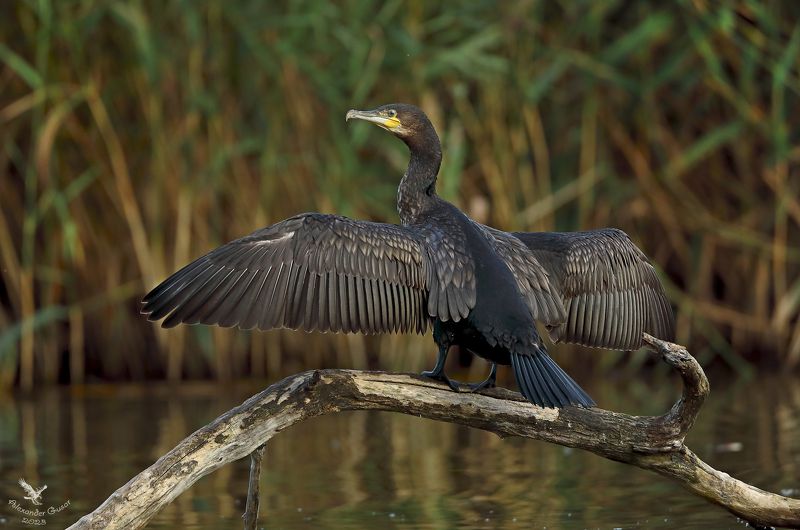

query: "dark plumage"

left=142, top=103, right=675, bottom=408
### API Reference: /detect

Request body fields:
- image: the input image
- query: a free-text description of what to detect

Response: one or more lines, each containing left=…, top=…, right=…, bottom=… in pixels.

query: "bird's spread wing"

left=513, top=228, right=675, bottom=350
left=142, top=213, right=431, bottom=335
left=18, top=479, right=35, bottom=497
left=475, top=223, right=565, bottom=325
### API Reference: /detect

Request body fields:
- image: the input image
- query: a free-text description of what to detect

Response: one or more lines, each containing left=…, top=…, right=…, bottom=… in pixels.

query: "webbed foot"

left=467, top=363, right=497, bottom=392
left=422, top=343, right=461, bottom=392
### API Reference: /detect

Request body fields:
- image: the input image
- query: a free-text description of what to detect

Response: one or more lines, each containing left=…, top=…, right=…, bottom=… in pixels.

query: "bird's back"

left=420, top=199, right=535, bottom=344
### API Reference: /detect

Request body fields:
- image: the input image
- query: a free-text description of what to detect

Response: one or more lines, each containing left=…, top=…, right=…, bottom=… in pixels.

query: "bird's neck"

left=398, top=137, right=441, bottom=225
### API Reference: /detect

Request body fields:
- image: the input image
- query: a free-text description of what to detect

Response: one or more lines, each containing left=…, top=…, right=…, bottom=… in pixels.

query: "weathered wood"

left=242, top=444, right=265, bottom=530
left=67, top=335, right=800, bottom=529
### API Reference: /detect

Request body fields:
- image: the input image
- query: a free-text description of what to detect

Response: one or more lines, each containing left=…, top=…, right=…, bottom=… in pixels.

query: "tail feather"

left=517, top=355, right=545, bottom=405
left=529, top=354, right=572, bottom=405
left=522, top=354, right=560, bottom=407
left=511, top=348, right=595, bottom=408
left=537, top=353, right=583, bottom=403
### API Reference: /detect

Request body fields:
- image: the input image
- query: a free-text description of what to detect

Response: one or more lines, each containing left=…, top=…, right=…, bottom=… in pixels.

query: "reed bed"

left=0, top=0, right=798, bottom=389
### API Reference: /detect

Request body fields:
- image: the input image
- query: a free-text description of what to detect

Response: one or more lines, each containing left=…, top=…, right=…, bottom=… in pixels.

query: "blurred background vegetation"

left=1, top=0, right=799, bottom=390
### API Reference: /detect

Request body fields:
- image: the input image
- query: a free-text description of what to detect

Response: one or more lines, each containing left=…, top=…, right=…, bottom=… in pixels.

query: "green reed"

left=1, top=0, right=798, bottom=389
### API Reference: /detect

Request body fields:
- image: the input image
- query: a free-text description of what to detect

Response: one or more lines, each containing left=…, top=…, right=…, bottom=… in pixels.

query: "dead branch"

left=67, top=334, right=800, bottom=529
left=242, top=444, right=265, bottom=530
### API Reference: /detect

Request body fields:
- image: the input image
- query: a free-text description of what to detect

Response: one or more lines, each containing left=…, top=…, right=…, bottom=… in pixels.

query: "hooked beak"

left=345, top=108, right=401, bottom=130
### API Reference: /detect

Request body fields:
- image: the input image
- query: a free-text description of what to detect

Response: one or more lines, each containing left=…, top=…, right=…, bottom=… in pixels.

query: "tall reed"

left=1, top=1, right=798, bottom=388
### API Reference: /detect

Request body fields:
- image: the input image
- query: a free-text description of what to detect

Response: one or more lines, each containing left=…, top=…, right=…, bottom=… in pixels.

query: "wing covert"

left=416, top=216, right=476, bottom=323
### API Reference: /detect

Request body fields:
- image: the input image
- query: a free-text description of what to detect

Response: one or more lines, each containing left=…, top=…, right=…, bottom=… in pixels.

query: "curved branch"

left=68, top=335, right=800, bottom=529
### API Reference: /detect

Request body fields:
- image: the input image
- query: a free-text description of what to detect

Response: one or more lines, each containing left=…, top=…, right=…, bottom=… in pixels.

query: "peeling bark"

left=67, top=335, right=800, bottom=529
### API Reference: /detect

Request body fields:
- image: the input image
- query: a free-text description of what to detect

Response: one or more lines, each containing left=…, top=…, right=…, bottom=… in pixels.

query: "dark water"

left=0, top=373, right=798, bottom=529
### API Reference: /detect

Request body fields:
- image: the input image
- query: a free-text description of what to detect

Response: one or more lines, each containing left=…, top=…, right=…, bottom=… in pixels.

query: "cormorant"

left=141, top=103, right=674, bottom=408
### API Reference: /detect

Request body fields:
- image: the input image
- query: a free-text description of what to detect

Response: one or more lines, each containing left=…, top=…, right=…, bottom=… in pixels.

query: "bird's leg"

left=423, top=322, right=460, bottom=391
left=467, top=362, right=497, bottom=392
left=421, top=345, right=460, bottom=392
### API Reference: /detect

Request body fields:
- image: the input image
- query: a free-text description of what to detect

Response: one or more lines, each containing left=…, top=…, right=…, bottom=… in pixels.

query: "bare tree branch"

left=67, top=335, right=800, bottom=529
left=242, top=444, right=265, bottom=530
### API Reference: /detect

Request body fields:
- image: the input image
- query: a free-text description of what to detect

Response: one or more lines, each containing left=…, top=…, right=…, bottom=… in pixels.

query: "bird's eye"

left=388, top=109, right=397, bottom=118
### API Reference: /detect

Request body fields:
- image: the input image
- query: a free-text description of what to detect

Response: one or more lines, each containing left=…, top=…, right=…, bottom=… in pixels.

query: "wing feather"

left=143, top=213, right=431, bottom=335
left=218, top=268, right=260, bottom=327
left=514, top=228, right=674, bottom=350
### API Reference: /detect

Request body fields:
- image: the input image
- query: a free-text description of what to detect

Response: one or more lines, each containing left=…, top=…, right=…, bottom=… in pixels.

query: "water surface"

left=0, top=374, right=798, bottom=529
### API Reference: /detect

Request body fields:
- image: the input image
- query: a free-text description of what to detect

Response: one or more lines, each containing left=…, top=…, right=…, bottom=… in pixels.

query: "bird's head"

left=346, top=103, right=435, bottom=144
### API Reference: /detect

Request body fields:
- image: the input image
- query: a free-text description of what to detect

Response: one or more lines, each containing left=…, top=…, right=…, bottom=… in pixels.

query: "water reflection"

left=0, top=376, right=798, bottom=529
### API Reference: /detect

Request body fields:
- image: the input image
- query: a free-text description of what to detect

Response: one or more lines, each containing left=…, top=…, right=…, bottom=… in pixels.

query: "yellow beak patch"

left=383, top=116, right=402, bottom=129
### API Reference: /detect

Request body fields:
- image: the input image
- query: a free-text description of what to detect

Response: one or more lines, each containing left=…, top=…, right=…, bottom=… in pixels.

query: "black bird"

left=141, top=103, right=674, bottom=408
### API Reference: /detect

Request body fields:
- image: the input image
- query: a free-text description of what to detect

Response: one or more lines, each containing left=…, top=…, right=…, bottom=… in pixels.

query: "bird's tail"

left=510, top=347, right=595, bottom=408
